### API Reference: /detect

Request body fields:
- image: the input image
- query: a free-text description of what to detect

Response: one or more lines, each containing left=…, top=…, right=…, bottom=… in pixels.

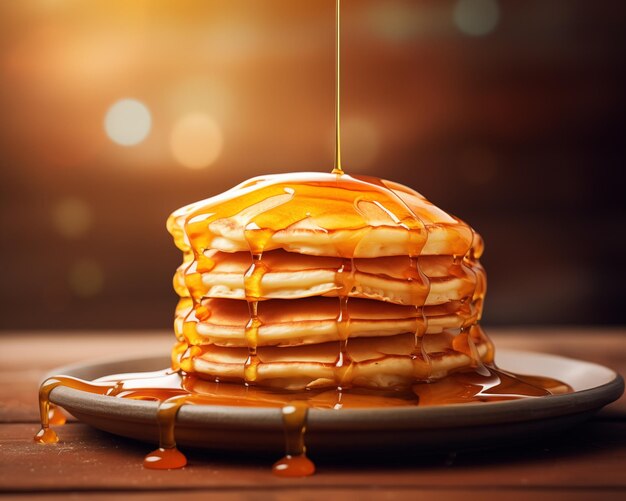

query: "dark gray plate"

left=47, top=349, right=623, bottom=454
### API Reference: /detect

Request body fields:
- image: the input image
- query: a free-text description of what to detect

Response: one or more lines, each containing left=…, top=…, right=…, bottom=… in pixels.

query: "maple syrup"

left=34, top=0, right=572, bottom=477
left=272, top=401, right=315, bottom=477
left=34, top=361, right=571, bottom=472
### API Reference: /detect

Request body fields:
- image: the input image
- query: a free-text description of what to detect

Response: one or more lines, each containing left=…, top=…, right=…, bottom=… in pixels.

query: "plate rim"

left=46, top=348, right=624, bottom=431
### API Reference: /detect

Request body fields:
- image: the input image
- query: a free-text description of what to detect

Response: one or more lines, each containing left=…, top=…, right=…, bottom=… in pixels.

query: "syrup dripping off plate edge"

left=40, top=348, right=623, bottom=455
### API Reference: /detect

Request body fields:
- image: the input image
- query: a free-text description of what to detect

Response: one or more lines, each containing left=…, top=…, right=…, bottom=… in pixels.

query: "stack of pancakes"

left=168, top=172, right=492, bottom=390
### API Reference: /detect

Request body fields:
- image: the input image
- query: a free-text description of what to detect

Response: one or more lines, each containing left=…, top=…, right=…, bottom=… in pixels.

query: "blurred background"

left=1, top=0, right=624, bottom=330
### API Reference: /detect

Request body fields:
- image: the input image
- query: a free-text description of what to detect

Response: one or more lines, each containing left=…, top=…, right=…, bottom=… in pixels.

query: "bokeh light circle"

left=453, top=0, right=500, bottom=37
left=51, top=198, right=93, bottom=239
left=104, top=98, right=152, bottom=146
left=170, top=113, right=223, bottom=169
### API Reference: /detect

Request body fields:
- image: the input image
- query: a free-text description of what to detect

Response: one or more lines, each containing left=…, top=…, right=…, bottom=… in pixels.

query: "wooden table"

left=1, top=329, right=625, bottom=500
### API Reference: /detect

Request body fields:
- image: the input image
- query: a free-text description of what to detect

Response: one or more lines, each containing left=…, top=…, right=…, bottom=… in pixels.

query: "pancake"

left=168, top=171, right=490, bottom=390
left=185, top=330, right=493, bottom=390
left=174, top=297, right=481, bottom=347
left=167, top=172, right=475, bottom=259
left=174, top=249, right=485, bottom=306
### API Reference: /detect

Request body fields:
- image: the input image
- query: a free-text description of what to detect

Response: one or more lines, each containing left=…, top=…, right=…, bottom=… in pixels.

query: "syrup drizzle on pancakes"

left=172, top=171, right=443, bottom=387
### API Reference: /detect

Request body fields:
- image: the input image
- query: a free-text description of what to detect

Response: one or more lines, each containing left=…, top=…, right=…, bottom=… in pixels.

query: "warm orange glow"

left=51, top=198, right=93, bottom=239
left=341, top=117, right=380, bottom=171
left=0, top=1, right=620, bottom=330
left=170, top=113, right=223, bottom=169
left=68, top=259, right=104, bottom=297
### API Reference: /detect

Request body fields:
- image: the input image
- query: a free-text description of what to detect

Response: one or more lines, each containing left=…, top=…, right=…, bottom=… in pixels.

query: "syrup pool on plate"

left=34, top=362, right=571, bottom=474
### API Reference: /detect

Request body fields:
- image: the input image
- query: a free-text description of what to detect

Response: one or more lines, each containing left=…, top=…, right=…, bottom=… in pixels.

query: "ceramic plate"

left=46, top=349, right=624, bottom=454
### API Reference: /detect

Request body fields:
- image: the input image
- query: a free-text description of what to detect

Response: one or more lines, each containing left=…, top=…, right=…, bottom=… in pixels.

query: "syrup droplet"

left=272, top=453, right=316, bottom=478
left=143, top=447, right=187, bottom=470
left=34, top=427, right=59, bottom=444
left=273, top=401, right=315, bottom=478
left=143, top=394, right=192, bottom=470
left=34, top=376, right=111, bottom=444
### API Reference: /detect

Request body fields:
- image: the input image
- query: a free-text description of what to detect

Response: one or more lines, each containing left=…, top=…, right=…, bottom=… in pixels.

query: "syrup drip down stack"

left=168, top=172, right=492, bottom=390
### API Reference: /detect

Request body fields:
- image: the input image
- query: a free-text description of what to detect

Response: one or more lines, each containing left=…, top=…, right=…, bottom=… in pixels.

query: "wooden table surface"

left=0, top=329, right=624, bottom=500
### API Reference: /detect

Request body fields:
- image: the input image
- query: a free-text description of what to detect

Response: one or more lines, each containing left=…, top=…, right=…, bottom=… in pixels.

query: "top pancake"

left=168, top=172, right=476, bottom=258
